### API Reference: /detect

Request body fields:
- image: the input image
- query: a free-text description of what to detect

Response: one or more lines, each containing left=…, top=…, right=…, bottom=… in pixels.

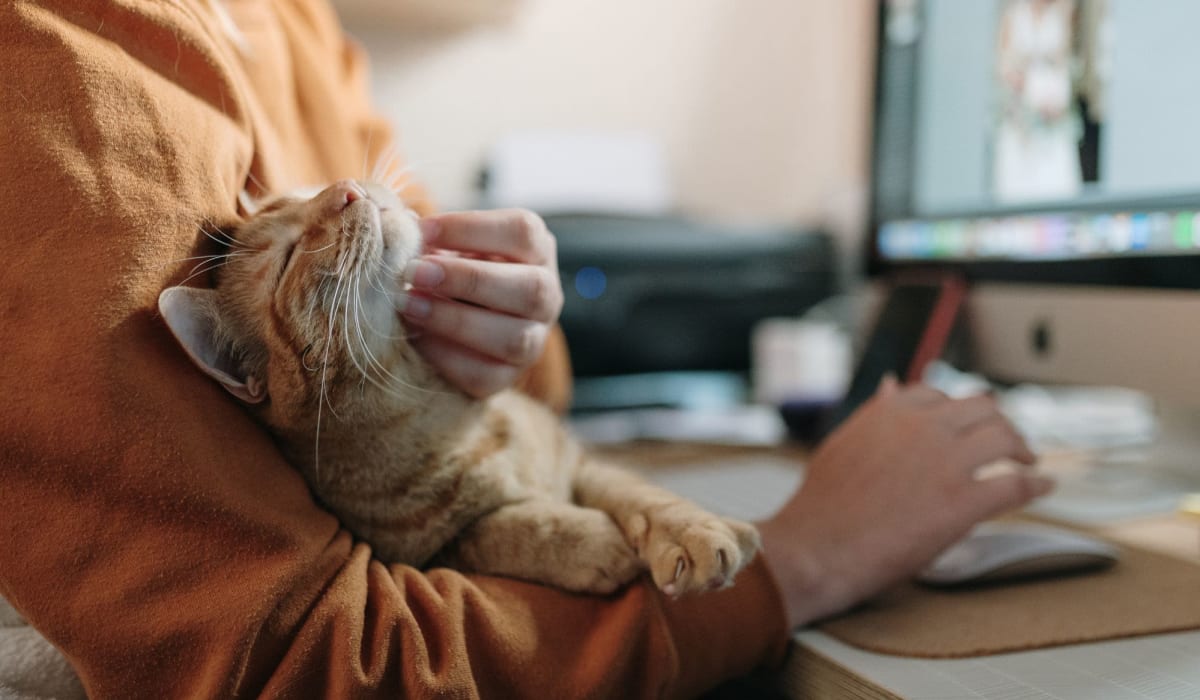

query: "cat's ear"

left=158, top=287, right=266, bottom=404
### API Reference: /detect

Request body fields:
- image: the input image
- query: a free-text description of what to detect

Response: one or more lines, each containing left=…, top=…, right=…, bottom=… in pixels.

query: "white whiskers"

left=172, top=252, right=252, bottom=287
left=313, top=244, right=354, bottom=481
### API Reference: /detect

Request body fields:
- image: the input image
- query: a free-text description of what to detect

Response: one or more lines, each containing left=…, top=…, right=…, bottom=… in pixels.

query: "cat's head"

left=159, top=179, right=426, bottom=428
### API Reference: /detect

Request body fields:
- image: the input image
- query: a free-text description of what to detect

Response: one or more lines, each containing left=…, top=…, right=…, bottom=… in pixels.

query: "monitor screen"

left=872, top=0, right=1200, bottom=270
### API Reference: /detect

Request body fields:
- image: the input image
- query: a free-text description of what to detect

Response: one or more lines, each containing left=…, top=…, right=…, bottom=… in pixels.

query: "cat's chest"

left=290, top=395, right=535, bottom=505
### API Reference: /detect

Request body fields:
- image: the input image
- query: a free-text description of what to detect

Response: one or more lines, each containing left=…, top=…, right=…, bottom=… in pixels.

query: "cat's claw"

left=629, top=507, right=760, bottom=596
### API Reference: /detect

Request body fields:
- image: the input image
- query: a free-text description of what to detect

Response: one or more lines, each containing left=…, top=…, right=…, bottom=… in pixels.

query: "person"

left=993, top=0, right=1084, bottom=202
left=0, top=1, right=1051, bottom=697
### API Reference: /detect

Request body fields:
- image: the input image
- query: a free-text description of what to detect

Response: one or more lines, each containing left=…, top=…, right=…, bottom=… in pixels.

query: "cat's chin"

left=380, top=242, right=408, bottom=281
left=378, top=207, right=422, bottom=273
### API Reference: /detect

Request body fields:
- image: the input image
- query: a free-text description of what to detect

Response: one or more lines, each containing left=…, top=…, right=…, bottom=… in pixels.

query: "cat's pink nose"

left=315, top=180, right=366, bottom=214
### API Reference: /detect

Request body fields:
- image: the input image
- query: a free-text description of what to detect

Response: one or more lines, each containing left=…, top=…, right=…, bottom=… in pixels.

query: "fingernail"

left=418, top=217, right=441, bottom=242
left=402, top=295, right=431, bottom=319
left=403, top=259, right=444, bottom=289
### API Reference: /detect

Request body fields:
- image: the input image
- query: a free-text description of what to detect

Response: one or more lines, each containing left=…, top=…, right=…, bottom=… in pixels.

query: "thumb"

left=877, top=372, right=900, bottom=397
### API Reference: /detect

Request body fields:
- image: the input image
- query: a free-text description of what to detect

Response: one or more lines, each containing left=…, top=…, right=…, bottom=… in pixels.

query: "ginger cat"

left=159, top=180, right=759, bottom=595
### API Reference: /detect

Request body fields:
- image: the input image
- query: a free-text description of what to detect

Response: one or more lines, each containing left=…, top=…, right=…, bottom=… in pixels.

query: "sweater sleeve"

left=0, top=2, right=787, bottom=698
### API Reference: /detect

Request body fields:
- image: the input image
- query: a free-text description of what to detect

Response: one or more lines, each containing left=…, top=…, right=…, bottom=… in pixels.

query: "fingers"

left=871, top=381, right=1037, bottom=474
left=943, top=400, right=1044, bottom=520
left=968, top=472, right=1056, bottom=521
left=420, top=209, right=557, bottom=266
left=404, top=255, right=563, bottom=323
left=954, top=416, right=1038, bottom=467
left=402, top=293, right=549, bottom=368
left=408, top=334, right=521, bottom=400
left=877, top=381, right=948, bottom=408
left=886, top=383, right=1025, bottom=446
left=402, top=209, right=562, bottom=399
left=935, top=394, right=1001, bottom=433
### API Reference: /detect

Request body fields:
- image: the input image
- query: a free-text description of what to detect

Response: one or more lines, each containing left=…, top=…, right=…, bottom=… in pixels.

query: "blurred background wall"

left=334, top=0, right=875, bottom=245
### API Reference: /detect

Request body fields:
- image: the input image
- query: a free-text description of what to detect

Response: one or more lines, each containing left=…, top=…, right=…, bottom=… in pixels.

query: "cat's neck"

left=275, top=360, right=486, bottom=485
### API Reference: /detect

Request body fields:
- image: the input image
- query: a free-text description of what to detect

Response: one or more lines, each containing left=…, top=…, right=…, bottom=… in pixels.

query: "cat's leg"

left=442, top=499, right=643, bottom=594
left=573, top=460, right=760, bottom=597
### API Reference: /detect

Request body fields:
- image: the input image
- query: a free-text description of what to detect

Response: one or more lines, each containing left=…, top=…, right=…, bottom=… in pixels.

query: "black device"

left=810, top=274, right=966, bottom=440
left=549, top=214, right=834, bottom=384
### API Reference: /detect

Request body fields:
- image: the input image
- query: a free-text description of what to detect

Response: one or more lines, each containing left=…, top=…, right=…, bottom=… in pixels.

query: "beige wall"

left=339, top=0, right=875, bottom=240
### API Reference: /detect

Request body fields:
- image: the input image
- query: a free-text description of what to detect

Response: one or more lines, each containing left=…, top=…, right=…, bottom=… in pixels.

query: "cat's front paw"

left=556, top=522, right=643, bottom=595
left=626, top=504, right=760, bottom=597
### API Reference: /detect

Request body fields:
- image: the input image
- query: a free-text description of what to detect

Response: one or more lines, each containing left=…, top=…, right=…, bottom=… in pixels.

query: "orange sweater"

left=0, top=1, right=788, bottom=697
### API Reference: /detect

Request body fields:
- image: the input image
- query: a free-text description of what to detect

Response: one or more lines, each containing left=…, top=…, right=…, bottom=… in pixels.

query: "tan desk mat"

left=816, top=529, right=1200, bottom=658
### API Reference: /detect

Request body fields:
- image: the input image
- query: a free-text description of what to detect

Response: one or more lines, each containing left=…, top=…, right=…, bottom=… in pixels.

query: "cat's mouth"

left=342, top=182, right=417, bottom=258
left=346, top=197, right=384, bottom=244
left=295, top=180, right=420, bottom=322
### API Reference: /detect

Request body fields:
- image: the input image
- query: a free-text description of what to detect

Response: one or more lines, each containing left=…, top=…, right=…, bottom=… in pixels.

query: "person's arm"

left=758, top=378, right=1053, bottom=628
left=0, top=2, right=781, bottom=697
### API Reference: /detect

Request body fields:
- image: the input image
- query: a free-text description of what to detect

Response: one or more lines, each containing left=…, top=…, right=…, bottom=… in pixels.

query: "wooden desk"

left=603, top=441, right=1200, bottom=700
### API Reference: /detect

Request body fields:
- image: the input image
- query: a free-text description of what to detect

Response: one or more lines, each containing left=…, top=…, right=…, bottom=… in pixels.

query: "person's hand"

left=400, top=209, right=564, bottom=399
left=757, top=378, right=1053, bottom=629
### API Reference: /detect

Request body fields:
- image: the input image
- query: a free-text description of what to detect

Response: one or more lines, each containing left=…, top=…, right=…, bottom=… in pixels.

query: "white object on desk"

left=917, top=522, right=1119, bottom=587
left=751, top=318, right=851, bottom=406
left=1027, top=462, right=1196, bottom=525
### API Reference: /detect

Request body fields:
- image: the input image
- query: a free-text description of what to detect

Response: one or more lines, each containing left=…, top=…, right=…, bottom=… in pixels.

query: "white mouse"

left=918, top=522, right=1119, bottom=587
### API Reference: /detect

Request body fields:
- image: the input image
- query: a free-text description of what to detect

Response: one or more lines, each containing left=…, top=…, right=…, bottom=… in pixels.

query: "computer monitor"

left=868, top=0, right=1200, bottom=404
